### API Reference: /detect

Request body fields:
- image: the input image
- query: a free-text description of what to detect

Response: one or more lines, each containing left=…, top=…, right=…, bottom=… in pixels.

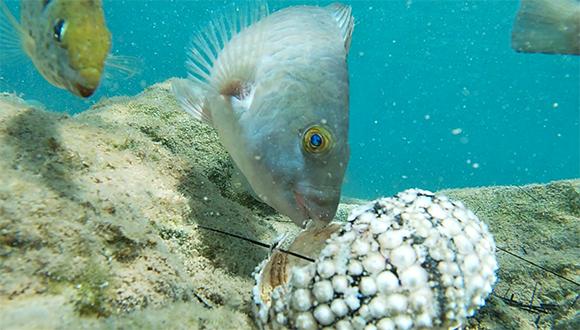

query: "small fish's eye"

left=53, top=19, right=66, bottom=42
left=302, top=125, right=332, bottom=154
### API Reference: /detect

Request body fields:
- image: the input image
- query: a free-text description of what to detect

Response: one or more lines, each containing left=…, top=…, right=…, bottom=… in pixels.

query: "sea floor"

left=0, top=82, right=578, bottom=329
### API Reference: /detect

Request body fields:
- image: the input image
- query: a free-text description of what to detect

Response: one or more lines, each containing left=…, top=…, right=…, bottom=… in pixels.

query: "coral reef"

left=0, top=81, right=578, bottom=329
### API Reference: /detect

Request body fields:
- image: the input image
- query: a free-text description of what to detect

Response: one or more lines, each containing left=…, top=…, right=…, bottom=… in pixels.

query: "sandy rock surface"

left=0, top=82, right=577, bottom=329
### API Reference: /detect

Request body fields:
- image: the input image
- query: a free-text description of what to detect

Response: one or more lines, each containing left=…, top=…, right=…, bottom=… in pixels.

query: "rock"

left=0, top=81, right=299, bottom=329
left=0, top=81, right=577, bottom=329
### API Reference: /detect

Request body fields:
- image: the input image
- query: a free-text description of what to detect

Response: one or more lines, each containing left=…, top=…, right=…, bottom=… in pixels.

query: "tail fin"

left=0, top=0, right=26, bottom=63
left=511, top=0, right=580, bottom=55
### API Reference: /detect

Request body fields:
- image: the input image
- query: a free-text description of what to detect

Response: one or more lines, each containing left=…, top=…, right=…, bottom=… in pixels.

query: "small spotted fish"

left=173, top=2, right=354, bottom=226
left=512, top=0, right=580, bottom=55
left=0, top=0, right=136, bottom=97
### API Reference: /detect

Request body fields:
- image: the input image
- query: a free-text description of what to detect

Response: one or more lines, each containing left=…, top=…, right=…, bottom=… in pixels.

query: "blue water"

left=1, top=0, right=578, bottom=199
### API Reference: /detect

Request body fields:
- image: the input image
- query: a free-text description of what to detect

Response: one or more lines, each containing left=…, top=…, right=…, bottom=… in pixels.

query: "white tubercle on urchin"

left=252, top=189, right=498, bottom=330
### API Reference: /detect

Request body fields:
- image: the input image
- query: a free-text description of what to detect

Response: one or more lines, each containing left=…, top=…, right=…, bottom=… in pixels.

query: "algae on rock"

left=0, top=81, right=578, bottom=329
left=0, top=82, right=299, bottom=329
left=444, top=180, right=580, bottom=330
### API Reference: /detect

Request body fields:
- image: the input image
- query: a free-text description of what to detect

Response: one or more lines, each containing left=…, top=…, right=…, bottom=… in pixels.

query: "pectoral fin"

left=171, top=78, right=213, bottom=125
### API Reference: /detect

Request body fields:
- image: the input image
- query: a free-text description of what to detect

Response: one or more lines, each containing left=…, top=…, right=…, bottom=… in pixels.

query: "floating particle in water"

left=452, top=128, right=463, bottom=135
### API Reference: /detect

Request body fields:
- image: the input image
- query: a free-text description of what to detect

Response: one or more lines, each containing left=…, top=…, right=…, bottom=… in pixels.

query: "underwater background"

left=1, top=0, right=578, bottom=199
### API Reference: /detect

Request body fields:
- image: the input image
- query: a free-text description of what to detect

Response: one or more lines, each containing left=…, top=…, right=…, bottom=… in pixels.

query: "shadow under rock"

left=222, top=169, right=281, bottom=220
left=177, top=166, right=278, bottom=277
left=2, top=106, right=85, bottom=201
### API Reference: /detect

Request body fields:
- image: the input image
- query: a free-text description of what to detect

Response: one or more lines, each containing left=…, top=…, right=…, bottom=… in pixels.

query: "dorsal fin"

left=185, top=0, right=269, bottom=91
left=326, top=3, right=355, bottom=54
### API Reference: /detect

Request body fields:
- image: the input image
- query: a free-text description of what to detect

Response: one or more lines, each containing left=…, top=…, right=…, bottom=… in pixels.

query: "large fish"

left=173, top=2, right=353, bottom=227
left=512, top=0, right=580, bottom=55
left=0, top=0, right=111, bottom=97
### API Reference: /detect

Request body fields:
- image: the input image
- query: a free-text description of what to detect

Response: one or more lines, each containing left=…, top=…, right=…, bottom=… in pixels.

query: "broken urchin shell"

left=252, top=189, right=498, bottom=329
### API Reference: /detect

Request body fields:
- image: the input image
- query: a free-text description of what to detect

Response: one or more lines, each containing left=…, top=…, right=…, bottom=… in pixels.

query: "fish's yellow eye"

left=303, top=125, right=332, bottom=154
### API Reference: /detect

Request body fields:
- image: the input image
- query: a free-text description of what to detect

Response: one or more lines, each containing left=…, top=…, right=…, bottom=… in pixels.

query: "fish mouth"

left=75, top=67, right=101, bottom=97
left=75, top=83, right=96, bottom=97
left=293, top=191, right=311, bottom=222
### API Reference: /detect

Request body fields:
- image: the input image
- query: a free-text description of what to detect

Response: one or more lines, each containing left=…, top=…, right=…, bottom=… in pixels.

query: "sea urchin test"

left=172, top=2, right=353, bottom=227
left=253, top=189, right=498, bottom=329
